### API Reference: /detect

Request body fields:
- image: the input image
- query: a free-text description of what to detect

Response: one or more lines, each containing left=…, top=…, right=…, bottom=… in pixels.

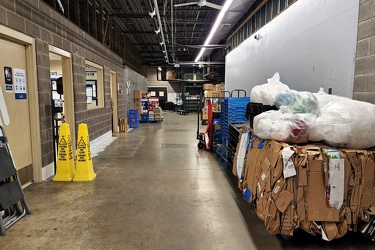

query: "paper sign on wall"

left=14, top=68, right=27, bottom=100
left=4, top=67, right=13, bottom=92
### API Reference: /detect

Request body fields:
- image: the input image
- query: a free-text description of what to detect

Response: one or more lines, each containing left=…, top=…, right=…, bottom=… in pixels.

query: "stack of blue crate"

left=128, top=109, right=139, bottom=128
left=220, top=97, right=250, bottom=147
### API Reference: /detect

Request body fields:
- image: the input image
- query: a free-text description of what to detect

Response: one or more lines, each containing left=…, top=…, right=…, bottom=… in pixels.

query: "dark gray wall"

left=353, top=0, right=375, bottom=104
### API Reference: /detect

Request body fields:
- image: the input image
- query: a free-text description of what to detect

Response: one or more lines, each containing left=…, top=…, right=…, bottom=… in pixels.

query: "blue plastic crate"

left=128, top=110, right=139, bottom=120
left=141, top=114, right=149, bottom=122
left=129, top=119, right=139, bottom=128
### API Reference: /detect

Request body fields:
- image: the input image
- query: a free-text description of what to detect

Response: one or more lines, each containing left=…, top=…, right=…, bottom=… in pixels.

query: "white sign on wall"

left=14, top=68, right=27, bottom=100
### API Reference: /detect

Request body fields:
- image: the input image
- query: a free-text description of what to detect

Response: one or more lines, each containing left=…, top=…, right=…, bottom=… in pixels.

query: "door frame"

left=110, top=70, right=119, bottom=133
left=0, top=24, right=42, bottom=182
left=48, top=45, right=76, bottom=157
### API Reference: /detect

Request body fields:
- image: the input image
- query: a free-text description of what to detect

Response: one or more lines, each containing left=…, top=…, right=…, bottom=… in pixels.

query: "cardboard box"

left=154, top=107, right=162, bottom=115
left=167, top=70, right=177, bottom=80
left=119, top=118, right=128, bottom=132
left=205, top=91, right=213, bottom=97
left=134, top=90, right=142, bottom=99
left=203, top=83, right=214, bottom=90
left=202, top=110, right=208, bottom=120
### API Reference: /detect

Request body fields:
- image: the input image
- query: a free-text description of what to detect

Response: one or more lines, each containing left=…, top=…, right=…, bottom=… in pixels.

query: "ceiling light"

left=149, top=8, right=156, bottom=18
left=155, top=26, right=161, bottom=34
left=160, top=41, right=164, bottom=46
left=158, top=67, right=162, bottom=71
left=174, top=63, right=180, bottom=68
left=195, top=0, right=233, bottom=62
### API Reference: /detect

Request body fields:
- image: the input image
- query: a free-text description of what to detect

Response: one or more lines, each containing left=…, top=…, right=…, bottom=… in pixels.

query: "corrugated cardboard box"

left=119, top=118, right=128, bottom=132
left=205, top=91, right=213, bottom=97
left=202, top=110, right=208, bottom=120
left=134, top=90, right=142, bottom=99
left=203, top=83, right=214, bottom=90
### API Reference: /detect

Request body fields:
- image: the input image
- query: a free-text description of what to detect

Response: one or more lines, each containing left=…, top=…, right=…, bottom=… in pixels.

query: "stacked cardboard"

left=154, top=107, right=163, bottom=121
left=134, top=90, right=145, bottom=119
left=235, top=137, right=375, bottom=241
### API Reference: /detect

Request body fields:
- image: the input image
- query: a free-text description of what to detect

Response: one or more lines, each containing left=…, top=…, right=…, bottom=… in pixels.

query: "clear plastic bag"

left=275, top=90, right=296, bottom=108
left=250, top=72, right=290, bottom=106
left=288, top=91, right=320, bottom=115
left=309, top=99, right=375, bottom=149
left=253, top=110, right=317, bottom=144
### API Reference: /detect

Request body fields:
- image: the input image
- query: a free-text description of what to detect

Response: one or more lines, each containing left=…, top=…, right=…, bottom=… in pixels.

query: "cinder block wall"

left=354, top=0, right=375, bottom=103
left=0, top=1, right=125, bottom=167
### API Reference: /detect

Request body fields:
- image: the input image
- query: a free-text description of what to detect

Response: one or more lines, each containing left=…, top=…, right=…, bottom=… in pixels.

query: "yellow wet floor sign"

left=73, top=123, right=96, bottom=182
left=53, top=123, right=75, bottom=181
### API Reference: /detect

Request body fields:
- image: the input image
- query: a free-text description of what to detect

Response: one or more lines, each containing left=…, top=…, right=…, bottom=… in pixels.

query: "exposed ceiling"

left=110, top=0, right=256, bottom=67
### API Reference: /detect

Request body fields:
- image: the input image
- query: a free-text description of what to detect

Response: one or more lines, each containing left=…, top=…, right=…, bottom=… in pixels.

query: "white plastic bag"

left=313, top=91, right=350, bottom=109
left=250, top=72, right=290, bottom=105
left=253, top=110, right=317, bottom=144
left=309, top=99, right=375, bottom=149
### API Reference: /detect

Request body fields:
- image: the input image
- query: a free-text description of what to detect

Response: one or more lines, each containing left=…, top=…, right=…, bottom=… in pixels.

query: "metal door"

left=0, top=38, right=33, bottom=184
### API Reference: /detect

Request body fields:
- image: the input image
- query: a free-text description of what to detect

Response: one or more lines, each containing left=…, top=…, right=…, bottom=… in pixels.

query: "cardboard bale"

left=341, top=149, right=375, bottom=228
left=306, top=152, right=340, bottom=222
left=244, top=138, right=261, bottom=200
left=342, top=150, right=365, bottom=227
left=265, top=197, right=281, bottom=235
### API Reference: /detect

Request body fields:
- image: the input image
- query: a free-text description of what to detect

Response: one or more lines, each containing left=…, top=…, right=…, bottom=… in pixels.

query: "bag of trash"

left=253, top=109, right=317, bottom=144
left=312, top=88, right=350, bottom=109
left=309, top=99, right=375, bottom=149
left=250, top=72, right=290, bottom=106
left=288, top=91, right=320, bottom=115
left=275, top=90, right=296, bottom=108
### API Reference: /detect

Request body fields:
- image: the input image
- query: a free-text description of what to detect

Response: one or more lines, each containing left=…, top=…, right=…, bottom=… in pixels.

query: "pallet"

left=215, top=144, right=231, bottom=170
left=140, top=120, right=161, bottom=124
left=178, top=110, right=189, bottom=115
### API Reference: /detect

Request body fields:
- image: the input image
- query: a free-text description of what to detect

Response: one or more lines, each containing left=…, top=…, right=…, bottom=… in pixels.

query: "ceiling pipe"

left=178, top=61, right=225, bottom=65
left=171, top=0, right=176, bottom=63
left=152, top=0, right=169, bottom=64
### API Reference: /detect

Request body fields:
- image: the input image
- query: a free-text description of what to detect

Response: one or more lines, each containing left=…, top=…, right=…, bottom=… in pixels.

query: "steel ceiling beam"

left=110, top=14, right=160, bottom=18
left=133, top=43, right=160, bottom=46
left=123, top=31, right=156, bottom=34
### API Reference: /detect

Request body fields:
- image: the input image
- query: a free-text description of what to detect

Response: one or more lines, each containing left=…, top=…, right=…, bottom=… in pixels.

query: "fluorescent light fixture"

left=195, top=0, right=233, bottom=62
left=155, top=26, right=161, bottom=34
left=160, top=41, right=164, bottom=46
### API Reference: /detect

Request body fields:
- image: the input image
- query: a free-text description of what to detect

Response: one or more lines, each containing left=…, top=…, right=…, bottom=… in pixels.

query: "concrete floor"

left=1, top=112, right=374, bottom=249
